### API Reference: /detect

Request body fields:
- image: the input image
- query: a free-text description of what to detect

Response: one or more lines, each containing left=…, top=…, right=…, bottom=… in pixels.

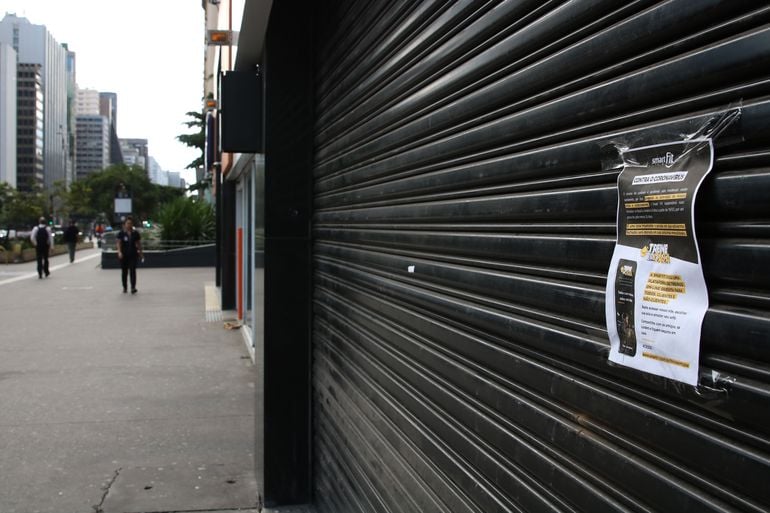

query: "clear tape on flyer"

left=601, top=104, right=742, bottom=393
left=696, top=369, right=737, bottom=400
left=601, top=104, right=743, bottom=172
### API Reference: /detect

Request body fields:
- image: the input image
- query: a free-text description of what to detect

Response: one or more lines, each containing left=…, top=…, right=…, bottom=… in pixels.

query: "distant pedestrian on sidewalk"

left=63, top=219, right=79, bottom=263
left=30, top=217, right=53, bottom=279
left=117, top=216, right=143, bottom=294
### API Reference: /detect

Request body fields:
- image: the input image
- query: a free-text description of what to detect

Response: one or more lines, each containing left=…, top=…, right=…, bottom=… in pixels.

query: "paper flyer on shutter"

left=606, top=138, right=714, bottom=386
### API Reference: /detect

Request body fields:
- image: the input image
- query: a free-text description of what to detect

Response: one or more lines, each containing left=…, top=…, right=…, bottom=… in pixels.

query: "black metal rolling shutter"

left=311, top=1, right=770, bottom=512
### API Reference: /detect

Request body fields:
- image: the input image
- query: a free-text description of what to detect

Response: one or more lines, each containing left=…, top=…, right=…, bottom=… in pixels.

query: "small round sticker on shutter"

left=407, top=265, right=415, bottom=273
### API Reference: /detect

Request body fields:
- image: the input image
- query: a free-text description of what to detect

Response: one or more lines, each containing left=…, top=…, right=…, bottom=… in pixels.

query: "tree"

left=39, top=165, right=186, bottom=227
left=177, top=108, right=212, bottom=193
left=79, top=163, right=183, bottom=221
left=51, top=180, right=70, bottom=220
left=66, top=180, right=97, bottom=219
left=1, top=186, right=46, bottom=228
left=177, top=110, right=205, bottom=170
left=0, top=182, right=12, bottom=217
left=187, top=178, right=211, bottom=194
left=155, top=184, right=186, bottom=208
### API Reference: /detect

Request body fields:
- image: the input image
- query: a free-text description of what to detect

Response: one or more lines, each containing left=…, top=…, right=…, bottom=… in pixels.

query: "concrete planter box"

left=21, top=248, right=37, bottom=261
left=0, top=242, right=92, bottom=263
left=101, top=244, right=215, bottom=269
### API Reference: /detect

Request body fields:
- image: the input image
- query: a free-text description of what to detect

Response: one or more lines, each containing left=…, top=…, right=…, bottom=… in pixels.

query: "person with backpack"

left=30, top=217, right=53, bottom=279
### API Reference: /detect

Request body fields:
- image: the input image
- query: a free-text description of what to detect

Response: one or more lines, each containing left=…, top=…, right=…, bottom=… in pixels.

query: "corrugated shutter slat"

left=311, top=2, right=770, bottom=511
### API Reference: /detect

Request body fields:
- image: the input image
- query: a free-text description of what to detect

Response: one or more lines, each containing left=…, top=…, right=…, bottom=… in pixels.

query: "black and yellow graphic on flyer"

left=606, top=139, right=714, bottom=385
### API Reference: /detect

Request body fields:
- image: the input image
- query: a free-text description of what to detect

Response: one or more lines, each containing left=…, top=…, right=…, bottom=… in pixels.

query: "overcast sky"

left=0, top=0, right=204, bottom=182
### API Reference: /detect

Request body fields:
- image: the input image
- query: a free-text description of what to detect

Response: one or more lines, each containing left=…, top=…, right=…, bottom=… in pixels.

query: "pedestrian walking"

left=62, top=219, right=79, bottom=263
left=95, top=223, right=104, bottom=247
left=30, top=217, right=53, bottom=279
left=116, top=216, right=143, bottom=294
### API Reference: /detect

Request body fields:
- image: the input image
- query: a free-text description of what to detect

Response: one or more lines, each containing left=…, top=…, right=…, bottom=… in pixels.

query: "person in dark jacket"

left=116, top=216, right=143, bottom=294
left=62, top=220, right=79, bottom=263
left=30, top=217, right=53, bottom=279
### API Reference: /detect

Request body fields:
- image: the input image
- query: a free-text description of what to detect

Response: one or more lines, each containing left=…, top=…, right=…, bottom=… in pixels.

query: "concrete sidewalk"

left=0, top=248, right=258, bottom=513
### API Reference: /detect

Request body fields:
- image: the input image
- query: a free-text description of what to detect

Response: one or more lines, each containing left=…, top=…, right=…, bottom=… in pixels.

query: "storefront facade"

left=212, top=1, right=770, bottom=511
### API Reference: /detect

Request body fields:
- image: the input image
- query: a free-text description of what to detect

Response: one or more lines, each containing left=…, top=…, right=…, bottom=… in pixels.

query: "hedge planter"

left=1, top=242, right=93, bottom=263
left=101, top=244, right=216, bottom=269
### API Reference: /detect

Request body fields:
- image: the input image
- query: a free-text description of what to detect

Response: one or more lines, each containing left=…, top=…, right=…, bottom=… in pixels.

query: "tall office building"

left=64, top=44, right=76, bottom=183
left=167, top=171, right=183, bottom=188
left=99, top=92, right=122, bottom=164
left=147, top=156, right=163, bottom=185
left=0, top=13, right=70, bottom=189
left=120, top=138, right=148, bottom=170
left=16, top=63, right=44, bottom=190
left=75, top=114, right=109, bottom=179
left=0, top=43, right=16, bottom=187
left=76, top=87, right=99, bottom=115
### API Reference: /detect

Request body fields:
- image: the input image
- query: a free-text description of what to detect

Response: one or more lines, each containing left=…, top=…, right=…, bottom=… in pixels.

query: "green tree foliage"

left=76, top=163, right=184, bottom=220
left=157, top=196, right=214, bottom=241
left=176, top=110, right=205, bottom=170
left=155, top=183, right=186, bottom=208
left=66, top=180, right=97, bottom=219
left=0, top=182, right=12, bottom=215
left=0, top=183, right=47, bottom=228
left=177, top=109, right=212, bottom=194
left=1, top=164, right=187, bottom=229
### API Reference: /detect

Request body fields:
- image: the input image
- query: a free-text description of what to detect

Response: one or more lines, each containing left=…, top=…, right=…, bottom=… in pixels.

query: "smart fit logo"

left=651, top=152, right=675, bottom=168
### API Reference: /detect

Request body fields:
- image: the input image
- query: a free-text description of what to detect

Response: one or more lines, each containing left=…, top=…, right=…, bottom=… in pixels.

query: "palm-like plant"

left=157, top=197, right=214, bottom=242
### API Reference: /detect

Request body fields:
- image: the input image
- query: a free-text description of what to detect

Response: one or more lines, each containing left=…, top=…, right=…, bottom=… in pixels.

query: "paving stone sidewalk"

left=0, top=248, right=257, bottom=513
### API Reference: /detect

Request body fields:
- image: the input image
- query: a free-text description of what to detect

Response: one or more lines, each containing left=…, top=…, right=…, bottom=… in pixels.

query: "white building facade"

left=120, top=138, right=148, bottom=170
left=147, top=155, right=165, bottom=185
left=0, top=13, right=70, bottom=189
left=0, top=42, right=16, bottom=187
left=76, top=87, right=99, bottom=115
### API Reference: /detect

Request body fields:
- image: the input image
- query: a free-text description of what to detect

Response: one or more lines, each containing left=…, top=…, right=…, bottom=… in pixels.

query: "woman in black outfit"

left=116, top=216, right=144, bottom=294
